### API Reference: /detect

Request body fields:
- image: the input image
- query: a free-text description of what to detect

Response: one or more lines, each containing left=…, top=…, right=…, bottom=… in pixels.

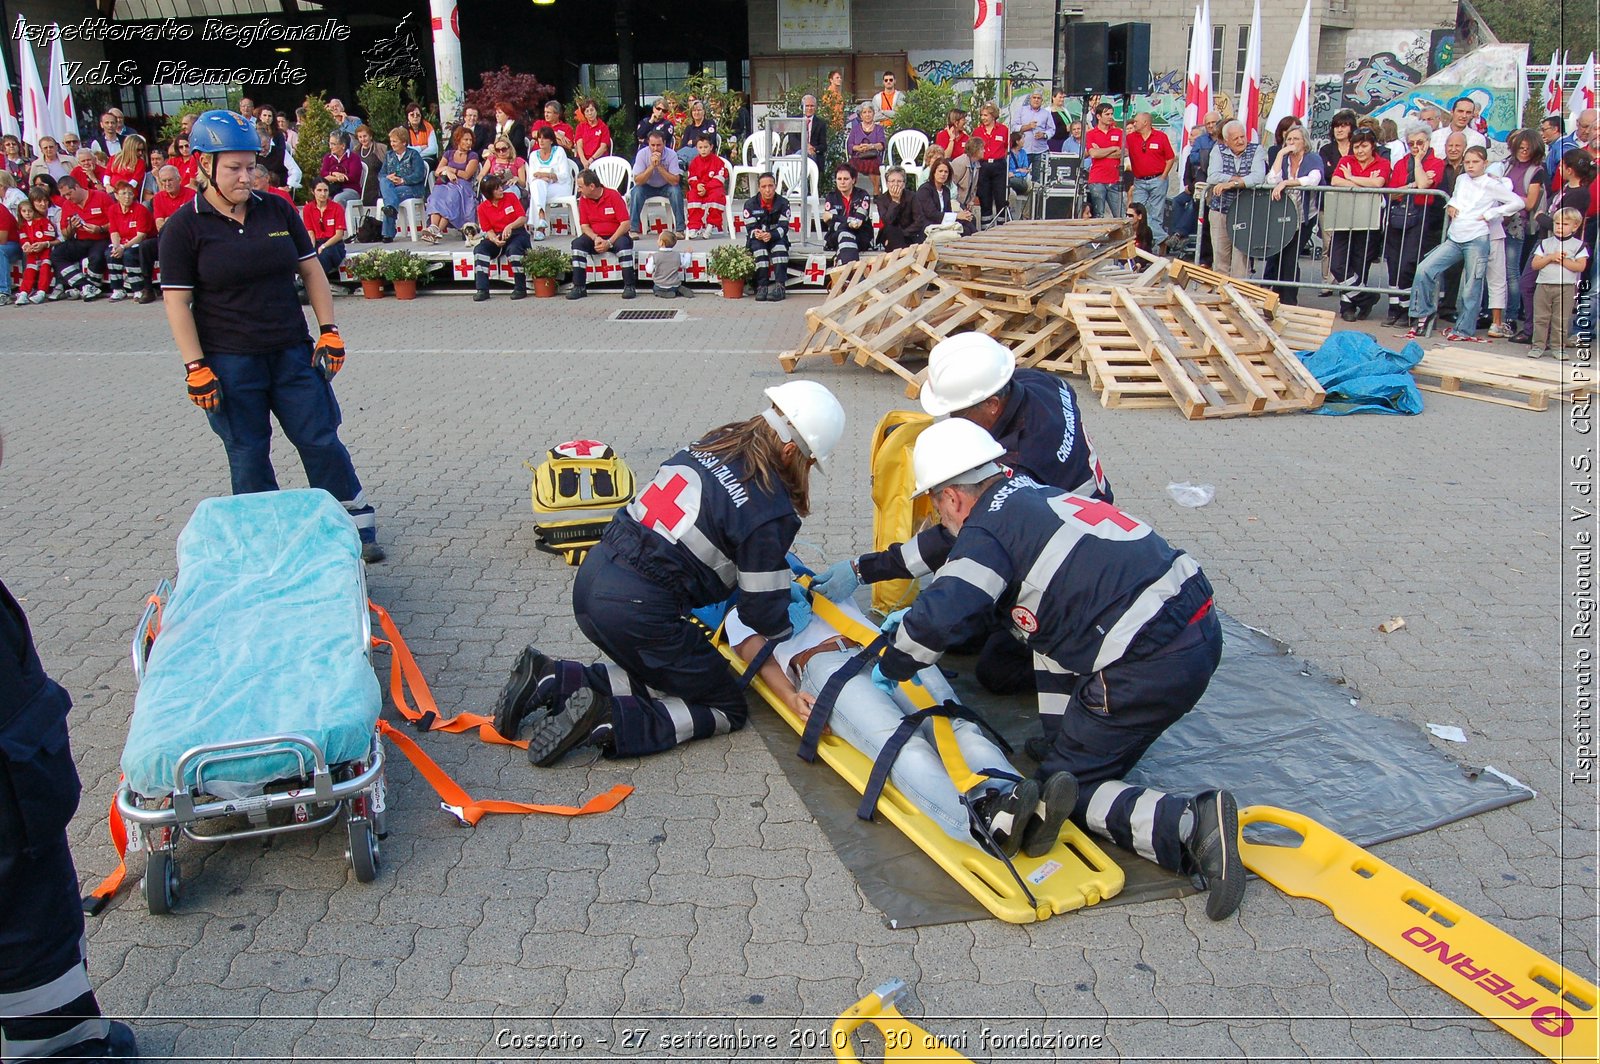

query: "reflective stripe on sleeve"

left=737, top=568, right=792, bottom=594
left=1090, top=553, right=1204, bottom=673
left=939, top=558, right=1007, bottom=602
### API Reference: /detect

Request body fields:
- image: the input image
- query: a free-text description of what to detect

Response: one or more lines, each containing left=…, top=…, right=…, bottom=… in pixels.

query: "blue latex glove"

left=811, top=558, right=860, bottom=603
left=871, top=663, right=922, bottom=696
left=787, top=584, right=812, bottom=634
left=879, top=607, right=909, bottom=635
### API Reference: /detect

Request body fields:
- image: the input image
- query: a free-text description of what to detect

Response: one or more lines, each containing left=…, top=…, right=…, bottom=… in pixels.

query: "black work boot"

left=1184, top=789, right=1245, bottom=920
left=526, top=685, right=614, bottom=767
left=621, top=268, right=638, bottom=299
left=1021, top=771, right=1079, bottom=858
left=566, top=265, right=588, bottom=300
left=492, top=645, right=558, bottom=739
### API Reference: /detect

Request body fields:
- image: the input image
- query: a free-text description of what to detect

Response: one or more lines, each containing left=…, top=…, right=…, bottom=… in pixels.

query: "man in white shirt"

left=1429, top=96, right=1487, bottom=157
left=1404, top=145, right=1524, bottom=341
left=726, top=594, right=1075, bottom=858
left=1013, top=90, right=1052, bottom=160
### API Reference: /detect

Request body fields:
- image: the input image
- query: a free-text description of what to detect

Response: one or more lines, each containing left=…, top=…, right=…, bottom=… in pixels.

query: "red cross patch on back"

left=628, top=464, right=702, bottom=541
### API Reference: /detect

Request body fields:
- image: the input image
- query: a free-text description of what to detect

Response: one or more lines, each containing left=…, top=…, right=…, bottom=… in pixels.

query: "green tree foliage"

left=1473, top=0, right=1596, bottom=66
left=293, top=95, right=338, bottom=197
left=357, top=77, right=425, bottom=143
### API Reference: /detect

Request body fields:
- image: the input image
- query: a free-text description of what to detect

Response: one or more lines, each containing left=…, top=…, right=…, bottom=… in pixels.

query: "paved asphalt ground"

left=0, top=281, right=1592, bottom=1062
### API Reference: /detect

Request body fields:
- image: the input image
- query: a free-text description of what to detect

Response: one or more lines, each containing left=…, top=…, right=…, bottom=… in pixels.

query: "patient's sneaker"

left=492, top=644, right=558, bottom=739
left=1021, top=770, right=1079, bottom=858
left=526, top=683, right=614, bottom=767
left=1184, top=789, right=1246, bottom=920
left=969, top=778, right=1039, bottom=858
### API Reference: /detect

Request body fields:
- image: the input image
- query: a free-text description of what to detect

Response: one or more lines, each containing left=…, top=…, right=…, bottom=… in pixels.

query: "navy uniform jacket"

left=863, top=478, right=1211, bottom=681
left=823, top=188, right=872, bottom=236
left=602, top=447, right=800, bottom=639
left=742, top=193, right=792, bottom=244
left=0, top=580, right=75, bottom=769
left=991, top=369, right=1112, bottom=501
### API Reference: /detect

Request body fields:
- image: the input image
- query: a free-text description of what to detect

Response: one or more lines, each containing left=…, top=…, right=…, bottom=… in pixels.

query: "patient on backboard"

left=726, top=595, right=1073, bottom=860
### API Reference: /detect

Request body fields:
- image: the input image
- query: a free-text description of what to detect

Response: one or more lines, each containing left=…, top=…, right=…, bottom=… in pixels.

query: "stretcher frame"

left=116, top=573, right=389, bottom=914
left=712, top=585, right=1124, bottom=925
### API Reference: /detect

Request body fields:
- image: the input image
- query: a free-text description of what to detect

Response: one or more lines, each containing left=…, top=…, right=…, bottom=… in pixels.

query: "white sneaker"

left=109, top=288, right=126, bottom=302
left=80, top=284, right=102, bottom=302
left=64, top=286, right=81, bottom=299
left=31, top=290, right=47, bottom=304
left=0, top=293, right=10, bottom=306
left=12, top=294, right=27, bottom=306
left=686, top=228, right=701, bottom=239
left=534, top=228, right=547, bottom=241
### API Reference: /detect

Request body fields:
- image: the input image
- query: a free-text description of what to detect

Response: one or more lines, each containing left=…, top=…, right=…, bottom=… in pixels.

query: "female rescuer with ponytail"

left=158, top=110, right=384, bottom=562
left=493, top=382, right=847, bottom=767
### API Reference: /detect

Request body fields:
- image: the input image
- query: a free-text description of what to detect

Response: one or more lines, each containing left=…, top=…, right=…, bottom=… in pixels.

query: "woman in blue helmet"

left=157, top=110, right=383, bottom=562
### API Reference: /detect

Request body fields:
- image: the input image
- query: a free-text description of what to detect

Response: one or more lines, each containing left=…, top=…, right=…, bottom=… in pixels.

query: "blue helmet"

left=190, top=110, right=260, bottom=154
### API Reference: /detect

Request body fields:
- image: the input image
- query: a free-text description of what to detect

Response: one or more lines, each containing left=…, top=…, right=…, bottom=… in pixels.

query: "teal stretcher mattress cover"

left=121, top=490, right=381, bottom=799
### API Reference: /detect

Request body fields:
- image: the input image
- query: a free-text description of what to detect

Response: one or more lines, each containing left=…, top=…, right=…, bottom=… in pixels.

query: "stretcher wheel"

left=145, top=851, right=178, bottom=915
left=347, top=820, right=380, bottom=883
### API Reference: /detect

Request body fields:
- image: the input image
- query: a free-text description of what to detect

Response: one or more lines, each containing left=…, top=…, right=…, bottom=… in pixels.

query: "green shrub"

left=357, top=77, right=424, bottom=144
left=522, top=246, right=570, bottom=278
left=347, top=250, right=386, bottom=281
left=292, top=95, right=338, bottom=198
left=380, top=248, right=432, bottom=282
left=707, top=243, right=755, bottom=281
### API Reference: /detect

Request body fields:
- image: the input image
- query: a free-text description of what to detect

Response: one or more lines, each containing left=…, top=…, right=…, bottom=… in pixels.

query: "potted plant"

left=381, top=249, right=431, bottom=300
left=348, top=250, right=387, bottom=299
left=708, top=244, right=756, bottom=299
left=523, top=246, right=570, bottom=298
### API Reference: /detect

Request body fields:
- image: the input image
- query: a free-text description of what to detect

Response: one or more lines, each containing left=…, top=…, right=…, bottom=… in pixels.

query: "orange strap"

left=376, top=720, right=631, bottom=825
left=82, top=791, right=130, bottom=914
left=369, top=600, right=528, bottom=748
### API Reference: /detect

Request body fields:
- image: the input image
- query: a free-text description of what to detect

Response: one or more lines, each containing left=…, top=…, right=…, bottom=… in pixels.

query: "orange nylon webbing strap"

left=375, top=720, right=631, bottom=826
left=369, top=599, right=528, bottom=748
left=82, top=791, right=130, bottom=914
left=367, top=600, right=633, bottom=824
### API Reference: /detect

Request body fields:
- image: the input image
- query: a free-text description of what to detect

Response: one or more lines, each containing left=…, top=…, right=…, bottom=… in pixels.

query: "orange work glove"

left=313, top=324, right=345, bottom=381
left=185, top=359, right=221, bottom=411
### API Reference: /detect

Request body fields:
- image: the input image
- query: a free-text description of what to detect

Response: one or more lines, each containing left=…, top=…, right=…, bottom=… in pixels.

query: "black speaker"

left=1065, top=22, right=1110, bottom=96
left=1040, top=191, right=1080, bottom=219
left=1108, top=22, right=1152, bottom=96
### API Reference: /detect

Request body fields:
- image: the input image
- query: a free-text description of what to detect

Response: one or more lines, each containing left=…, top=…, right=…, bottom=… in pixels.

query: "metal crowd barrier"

left=1188, top=182, right=1452, bottom=305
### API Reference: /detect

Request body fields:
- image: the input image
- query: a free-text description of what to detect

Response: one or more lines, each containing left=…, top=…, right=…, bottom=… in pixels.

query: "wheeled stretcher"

left=116, top=489, right=387, bottom=914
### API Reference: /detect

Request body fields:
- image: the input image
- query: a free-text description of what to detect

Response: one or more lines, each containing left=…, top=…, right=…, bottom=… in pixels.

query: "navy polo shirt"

left=157, top=190, right=316, bottom=355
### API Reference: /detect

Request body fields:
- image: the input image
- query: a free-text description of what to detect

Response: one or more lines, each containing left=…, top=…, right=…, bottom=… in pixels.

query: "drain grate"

left=609, top=309, right=685, bottom=322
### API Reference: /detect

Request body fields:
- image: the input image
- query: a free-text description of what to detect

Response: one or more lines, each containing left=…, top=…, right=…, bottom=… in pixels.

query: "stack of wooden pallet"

left=777, top=223, right=1336, bottom=418
left=1413, top=348, right=1592, bottom=411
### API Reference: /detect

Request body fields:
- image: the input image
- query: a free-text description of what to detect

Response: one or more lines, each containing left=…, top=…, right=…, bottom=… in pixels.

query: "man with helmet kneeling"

left=493, top=382, right=847, bottom=766
left=817, top=419, right=1245, bottom=921
left=822, top=333, right=1114, bottom=706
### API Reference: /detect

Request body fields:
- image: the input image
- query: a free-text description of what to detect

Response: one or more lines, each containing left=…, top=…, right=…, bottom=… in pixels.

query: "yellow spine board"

left=831, top=980, right=975, bottom=1063
left=716, top=584, right=1123, bottom=925
left=1239, top=806, right=1598, bottom=1063
left=869, top=411, right=935, bottom=616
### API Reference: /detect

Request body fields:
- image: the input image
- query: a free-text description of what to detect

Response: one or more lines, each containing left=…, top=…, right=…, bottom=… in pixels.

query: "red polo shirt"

left=153, top=186, right=196, bottom=226
left=109, top=201, right=155, bottom=242
left=477, top=193, right=527, bottom=235
left=579, top=187, right=629, bottom=239
left=934, top=128, right=968, bottom=153
left=1385, top=152, right=1444, bottom=204
left=575, top=121, right=611, bottom=159
left=1333, top=155, right=1391, bottom=184
left=61, top=188, right=115, bottom=241
left=976, top=123, right=1009, bottom=161
left=0, top=202, right=14, bottom=242
left=1126, top=129, right=1173, bottom=179
left=301, top=201, right=344, bottom=242
left=532, top=120, right=576, bottom=145
left=1086, top=126, right=1124, bottom=184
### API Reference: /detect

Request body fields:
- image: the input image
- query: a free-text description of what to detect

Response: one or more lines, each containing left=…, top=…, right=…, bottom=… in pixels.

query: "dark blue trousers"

left=571, top=542, right=747, bottom=758
left=1039, top=609, right=1223, bottom=871
left=202, top=343, right=375, bottom=541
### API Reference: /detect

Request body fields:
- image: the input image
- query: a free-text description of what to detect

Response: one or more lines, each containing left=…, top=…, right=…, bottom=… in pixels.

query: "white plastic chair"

left=590, top=155, right=632, bottom=195
left=546, top=157, right=583, bottom=238
left=730, top=132, right=776, bottom=201
left=773, top=158, right=823, bottom=241
left=343, top=159, right=374, bottom=238
left=887, top=129, right=929, bottom=187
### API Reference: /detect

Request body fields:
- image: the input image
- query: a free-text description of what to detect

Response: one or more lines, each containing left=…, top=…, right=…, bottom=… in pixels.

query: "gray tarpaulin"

left=746, top=610, right=1534, bottom=928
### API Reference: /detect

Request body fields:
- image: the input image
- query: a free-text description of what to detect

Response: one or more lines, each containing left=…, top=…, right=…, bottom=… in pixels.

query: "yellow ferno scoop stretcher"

left=1240, top=806, right=1598, bottom=1063
left=713, top=585, right=1123, bottom=924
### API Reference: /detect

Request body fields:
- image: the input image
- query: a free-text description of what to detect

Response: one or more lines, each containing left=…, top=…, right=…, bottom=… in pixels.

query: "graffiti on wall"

left=1149, top=69, right=1185, bottom=94
left=1369, top=85, right=1516, bottom=140
left=913, top=56, right=1044, bottom=86
left=1309, top=74, right=1342, bottom=139
left=1343, top=52, right=1423, bottom=112
left=1427, top=30, right=1456, bottom=75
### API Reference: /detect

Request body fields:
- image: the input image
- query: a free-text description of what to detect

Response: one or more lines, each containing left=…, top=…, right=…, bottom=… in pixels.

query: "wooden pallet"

left=1271, top=304, right=1338, bottom=353
left=1062, top=287, right=1324, bottom=417
left=1413, top=348, right=1592, bottom=411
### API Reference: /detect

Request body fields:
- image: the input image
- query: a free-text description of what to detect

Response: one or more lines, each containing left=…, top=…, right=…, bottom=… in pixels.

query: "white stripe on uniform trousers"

left=940, top=558, right=1007, bottom=601
left=1084, top=780, right=1134, bottom=835
left=1128, top=789, right=1164, bottom=863
left=1090, top=553, right=1203, bottom=672
left=4, top=1017, right=110, bottom=1060
left=343, top=491, right=368, bottom=511
left=707, top=706, right=733, bottom=734
left=661, top=696, right=696, bottom=745
left=0, top=963, right=92, bottom=1017
left=737, top=569, right=791, bottom=594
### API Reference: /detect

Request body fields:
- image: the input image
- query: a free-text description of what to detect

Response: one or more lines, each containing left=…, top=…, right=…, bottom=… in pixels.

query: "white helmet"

left=763, top=380, right=846, bottom=472
left=912, top=418, right=1007, bottom=496
left=919, top=333, right=1016, bottom=416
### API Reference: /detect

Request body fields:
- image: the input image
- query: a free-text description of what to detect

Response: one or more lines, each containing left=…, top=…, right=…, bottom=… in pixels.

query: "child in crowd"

left=15, top=196, right=58, bottom=305
left=650, top=230, right=695, bottom=299
left=685, top=135, right=729, bottom=237
left=1006, top=131, right=1031, bottom=197
left=1528, top=208, right=1590, bottom=360
left=106, top=181, right=156, bottom=303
